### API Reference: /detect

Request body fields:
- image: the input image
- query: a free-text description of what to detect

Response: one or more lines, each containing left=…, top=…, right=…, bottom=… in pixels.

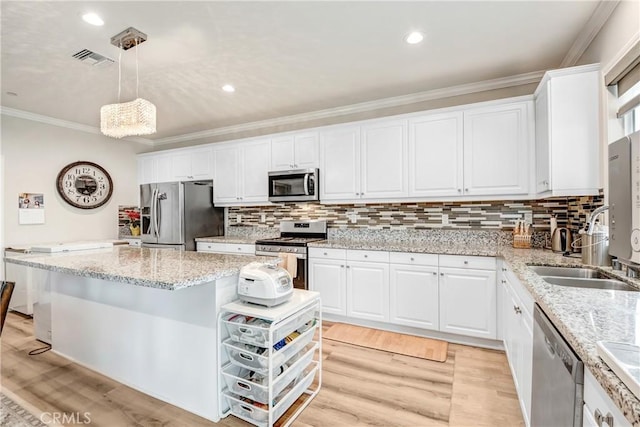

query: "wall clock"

left=56, top=161, right=113, bottom=209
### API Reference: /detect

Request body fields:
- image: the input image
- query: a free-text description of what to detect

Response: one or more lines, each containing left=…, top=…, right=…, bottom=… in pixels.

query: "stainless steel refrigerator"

left=140, top=180, right=224, bottom=251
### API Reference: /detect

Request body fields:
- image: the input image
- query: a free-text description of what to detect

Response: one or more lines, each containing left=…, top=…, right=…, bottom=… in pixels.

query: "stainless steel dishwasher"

left=531, top=305, right=584, bottom=427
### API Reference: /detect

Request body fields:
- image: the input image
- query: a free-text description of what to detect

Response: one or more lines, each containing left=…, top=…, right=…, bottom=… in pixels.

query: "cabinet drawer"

left=389, top=252, right=438, bottom=265
left=308, top=247, right=346, bottom=260
left=439, top=255, right=496, bottom=270
left=347, top=249, right=389, bottom=263
left=197, top=242, right=254, bottom=254
left=584, top=369, right=631, bottom=427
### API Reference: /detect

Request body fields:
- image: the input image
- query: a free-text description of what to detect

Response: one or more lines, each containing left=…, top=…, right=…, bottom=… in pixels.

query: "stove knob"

left=286, top=248, right=292, bottom=252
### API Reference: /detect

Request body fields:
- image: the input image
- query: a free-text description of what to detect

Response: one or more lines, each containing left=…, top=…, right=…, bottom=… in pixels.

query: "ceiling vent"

left=71, top=49, right=114, bottom=67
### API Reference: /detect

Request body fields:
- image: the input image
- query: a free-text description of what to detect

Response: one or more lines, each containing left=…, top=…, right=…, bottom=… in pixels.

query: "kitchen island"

left=4, top=246, right=278, bottom=422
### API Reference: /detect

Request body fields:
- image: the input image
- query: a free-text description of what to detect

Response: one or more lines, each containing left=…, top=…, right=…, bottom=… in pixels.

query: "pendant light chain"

left=135, top=37, right=139, bottom=99
left=117, top=43, right=123, bottom=103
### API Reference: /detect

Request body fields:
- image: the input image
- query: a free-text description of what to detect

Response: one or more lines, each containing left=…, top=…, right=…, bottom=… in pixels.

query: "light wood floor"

left=1, top=313, right=524, bottom=426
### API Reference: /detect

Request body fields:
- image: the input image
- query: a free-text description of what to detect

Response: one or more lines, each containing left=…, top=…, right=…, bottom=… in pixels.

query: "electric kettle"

left=551, top=227, right=573, bottom=253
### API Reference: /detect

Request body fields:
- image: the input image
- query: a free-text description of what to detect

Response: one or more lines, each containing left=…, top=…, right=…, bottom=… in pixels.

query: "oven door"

left=254, top=250, right=308, bottom=290
left=268, top=169, right=319, bottom=202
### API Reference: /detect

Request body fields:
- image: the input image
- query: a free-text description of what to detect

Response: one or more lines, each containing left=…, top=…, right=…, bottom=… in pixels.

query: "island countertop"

left=4, top=246, right=278, bottom=290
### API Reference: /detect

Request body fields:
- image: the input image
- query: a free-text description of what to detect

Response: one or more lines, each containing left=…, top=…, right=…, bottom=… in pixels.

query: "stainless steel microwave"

left=268, top=168, right=319, bottom=202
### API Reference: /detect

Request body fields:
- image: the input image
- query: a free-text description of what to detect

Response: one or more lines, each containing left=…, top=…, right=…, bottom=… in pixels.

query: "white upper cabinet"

left=320, top=125, right=361, bottom=200
left=213, top=145, right=240, bottom=204
left=240, top=139, right=270, bottom=202
left=360, top=119, right=408, bottom=199
left=321, top=120, right=407, bottom=201
left=172, top=147, right=213, bottom=181
left=463, top=101, right=531, bottom=196
left=271, top=132, right=319, bottom=171
left=138, top=156, right=157, bottom=185
left=534, top=64, right=600, bottom=196
left=408, top=112, right=464, bottom=197
left=213, top=139, right=270, bottom=205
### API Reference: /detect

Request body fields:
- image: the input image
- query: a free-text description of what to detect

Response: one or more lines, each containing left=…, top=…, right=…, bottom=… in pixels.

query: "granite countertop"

left=195, top=236, right=260, bottom=245
left=4, top=246, right=277, bottom=291
left=309, top=238, right=640, bottom=425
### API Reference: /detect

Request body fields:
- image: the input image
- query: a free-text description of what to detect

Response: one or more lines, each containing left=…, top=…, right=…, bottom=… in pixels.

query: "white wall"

left=1, top=115, right=146, bottom=247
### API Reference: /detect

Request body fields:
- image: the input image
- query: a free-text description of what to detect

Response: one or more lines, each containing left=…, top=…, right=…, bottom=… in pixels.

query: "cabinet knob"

left=513, top=305, right=522, bottom=314
left=341, top=265, right=345, bottom=268
left=324, top=252, right=328, bottom=256
left=238, top=247, right=242, bottom=251
left=464, top=188, right=469, bottom=192
left=364, top=254, right=368, bottom=258
left=410, top=257, right=414, bottom=261
left=346, top=265, right=351, bottom=269
left=440, top=273, right=444, bottom=276
left=457, top=189, right=462, bottom=193
left=594, top=409, right=603, bottom=426
left=501, top=279, right=506, bottom=284
left=432, top=271, right=437, bottom=275
left=463, top=260, right=468, bottom=265
left=294, top=164, right=298, bottom=168
left=502, top=267, right=507, bottom=272
left=361, top=193, right=364, bottom=196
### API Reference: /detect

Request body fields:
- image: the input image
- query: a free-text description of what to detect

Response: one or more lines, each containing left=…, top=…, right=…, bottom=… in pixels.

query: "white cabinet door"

left=271, top=136, right=295, bottom=171
left=346, top=261, right=389, bottom=322
left=138, top=156, right=156, bottom=185
left=360, top=120, right=407, bottom=199
left=213, top=146, right=240, bottom=203
left=309, top=259, right=347, bottom=316
left=535, top=85, right=551, bottom=193
left=463, top=102, right=530, bottom=196
left=271, top=132, right=318, bottom=171
left=408, top=112, right=463, bottom=197
left=439, top=267, right=497, bottom=339
left=156, top=155, right=173, bottom=183
left=172, top=148, right=213, bottom=181
left=320, top=126, right=360, bottom=200
left=241, top=139, right=270, bottom=203
left=521, top=316, right=533, bottom=426
left=389, top=264, right=439, bottom=330
left=294, top=132, right=319, bottom=169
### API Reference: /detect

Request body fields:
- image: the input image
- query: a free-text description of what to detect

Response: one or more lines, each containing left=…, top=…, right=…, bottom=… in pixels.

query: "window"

left=605, top=41, right=640, bottom=136
left=619, top=80, right=640, bottom=135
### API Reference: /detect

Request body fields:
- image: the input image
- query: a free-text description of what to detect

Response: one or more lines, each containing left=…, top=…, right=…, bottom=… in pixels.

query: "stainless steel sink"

left=541, top=276, right=638, bottom=292
left=529, top=266, right=609, bottom=279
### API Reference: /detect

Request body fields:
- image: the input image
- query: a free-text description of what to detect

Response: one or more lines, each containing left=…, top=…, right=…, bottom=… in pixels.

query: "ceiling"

left=1, top=1, right=605, bottom=143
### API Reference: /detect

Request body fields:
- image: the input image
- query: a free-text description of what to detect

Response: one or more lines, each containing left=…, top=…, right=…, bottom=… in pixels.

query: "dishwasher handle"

left=534, top=305, right=584, bottom=383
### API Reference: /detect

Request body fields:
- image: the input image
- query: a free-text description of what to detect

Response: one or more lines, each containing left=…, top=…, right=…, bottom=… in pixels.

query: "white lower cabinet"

left=310, top=249, right=497, bottom=340
left=439, top=266, right=497, bottom=339
left=308, top=258, right=347, bottom=316
left=583, top=368, right=631, bottom=427
left=346, top=261, right=389, bottom=322
left=500, top=263, right=534, bottom=427
left=389, top=263, right=439, bottom=330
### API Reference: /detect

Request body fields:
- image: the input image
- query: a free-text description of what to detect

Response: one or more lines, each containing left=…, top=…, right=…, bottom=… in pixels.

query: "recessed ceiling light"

left=222, top=84, right=235, bottom=93
left=6, top=91, right=18, bottom=96
left=82, top=13, right=104, bottom=26
left=405, top=31, right=424, bottom=45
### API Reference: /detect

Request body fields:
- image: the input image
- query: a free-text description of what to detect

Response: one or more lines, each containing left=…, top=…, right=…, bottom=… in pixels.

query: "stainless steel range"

left=255, top=220, right=327, bottom=290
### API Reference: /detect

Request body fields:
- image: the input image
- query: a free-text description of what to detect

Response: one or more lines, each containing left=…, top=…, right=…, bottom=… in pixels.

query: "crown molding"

left=560, top=0, right=620, bottom=68
left=153, top=70, right=545, bottom=145
left=0, top=106, right=154, bottom=145
left=603, top=31, right=640, bottom=76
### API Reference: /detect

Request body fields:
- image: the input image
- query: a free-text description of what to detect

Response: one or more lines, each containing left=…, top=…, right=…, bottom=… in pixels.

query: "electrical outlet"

left=349, top=213, right=357, bottom=224
left=442, top=213, right=449, bottom=226
left=236, top=214, right=242, bottom=223
left=260, top=213, right=266, bottom=223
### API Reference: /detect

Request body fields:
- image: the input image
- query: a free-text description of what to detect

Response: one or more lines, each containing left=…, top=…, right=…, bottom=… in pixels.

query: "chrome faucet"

left=587, top=205, right=609, bottom=235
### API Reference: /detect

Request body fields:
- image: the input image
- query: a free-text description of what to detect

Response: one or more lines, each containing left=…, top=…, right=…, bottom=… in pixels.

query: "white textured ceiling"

left=1, top=1, right=601, bottom=140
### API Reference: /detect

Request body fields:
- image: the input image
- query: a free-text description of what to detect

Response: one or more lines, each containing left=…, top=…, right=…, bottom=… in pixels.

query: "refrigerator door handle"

left=156, top=192, right=164, bottom=238
left=150, top=188, right=158, bottom=238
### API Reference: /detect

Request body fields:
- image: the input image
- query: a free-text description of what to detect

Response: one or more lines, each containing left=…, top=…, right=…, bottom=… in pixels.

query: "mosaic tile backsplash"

left=228, top=194, right=604, bottom=238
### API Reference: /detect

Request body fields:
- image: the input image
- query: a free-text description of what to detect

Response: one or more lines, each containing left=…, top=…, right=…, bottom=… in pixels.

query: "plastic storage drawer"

left=222, top=324, right=316, bottom=375
left=223, top=309, right=316, bottom=347
left=224, top=362, right=318, bottom=427
left=221, top=343, right=316, bottom=404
